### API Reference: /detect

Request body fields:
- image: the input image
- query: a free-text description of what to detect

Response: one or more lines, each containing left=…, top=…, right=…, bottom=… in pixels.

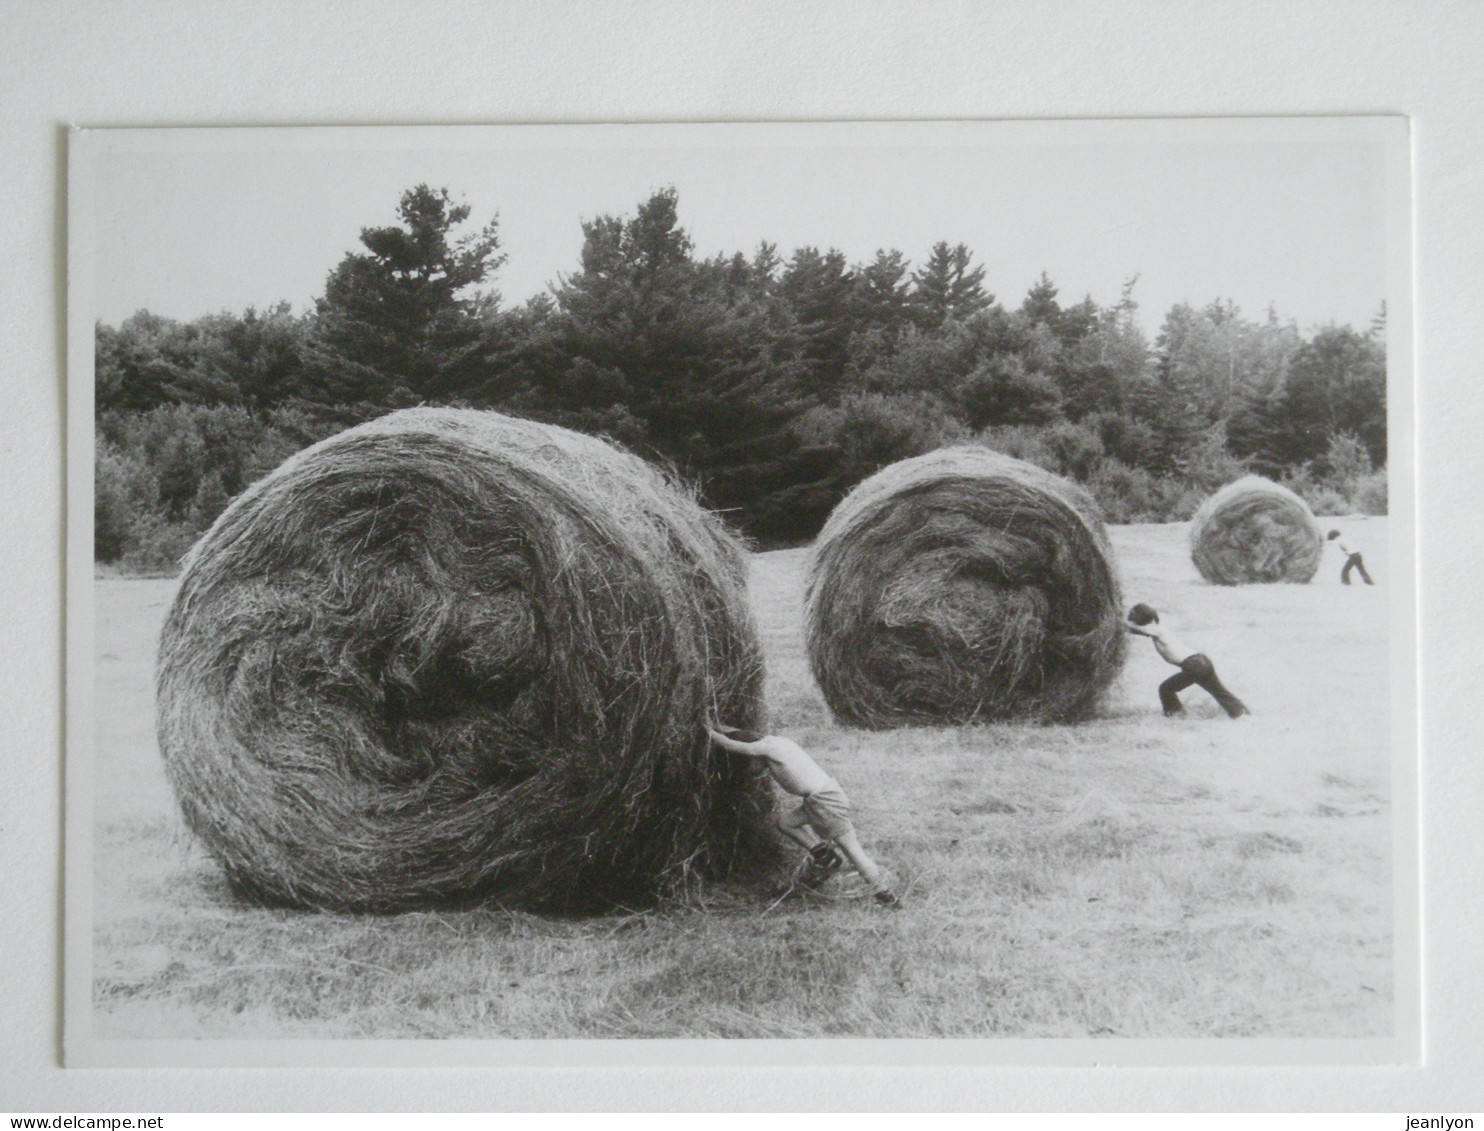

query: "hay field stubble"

left=90, top=518, right=1393, bottom=1039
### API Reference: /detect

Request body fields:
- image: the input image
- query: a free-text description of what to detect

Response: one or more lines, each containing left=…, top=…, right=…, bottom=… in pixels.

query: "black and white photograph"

left=64, top=118, right=1415, bottom=1065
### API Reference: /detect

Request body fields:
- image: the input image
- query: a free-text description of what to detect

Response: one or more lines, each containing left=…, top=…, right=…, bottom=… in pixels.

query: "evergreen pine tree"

left=910, top=242, right=991, bottom=327
left=778, top=246, right=857, bottom=398
left=304, top=185, right=504, bottom=408
left=1020, top=271, right=1061, bottom=328
left=545, top=189, right=829, bottom=540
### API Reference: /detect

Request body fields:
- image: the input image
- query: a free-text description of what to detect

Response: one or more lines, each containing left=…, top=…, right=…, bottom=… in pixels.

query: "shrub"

left=1176, top=424, right=1250, bottom=493
left=797, top=391, right=969, bottom=492
left=956, top=355, right=1061, bottom=429
left=93, top=403, right=344, bottom=573
left=94, top=443, right=143, bottom=563
left=1087, top=411, right=1162, bottom=473
left=1353, top=470, right=1388, bottom=515
left=976, top=424, right=1058, bottom=473
left=1085, top=458, right=1200, bottom=524
left=1311, top=431, right=1387, bottom=515
left=1042, top=419, right=1106, bottom=480
left=123, top=518, right=201, bottom=575
left=1321, top=431, right=1374, bottom=488
left=1280, top=463, right=1355, bottom=517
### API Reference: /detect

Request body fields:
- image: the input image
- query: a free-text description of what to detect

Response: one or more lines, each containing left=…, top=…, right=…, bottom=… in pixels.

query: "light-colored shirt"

left=708, top=731, right=841, bottom=797
left=1128, top=622, right=1194, bottom=667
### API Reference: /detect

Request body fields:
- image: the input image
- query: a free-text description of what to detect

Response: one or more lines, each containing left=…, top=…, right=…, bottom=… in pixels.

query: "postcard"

left=65, top=118, right=1416, bottom=1067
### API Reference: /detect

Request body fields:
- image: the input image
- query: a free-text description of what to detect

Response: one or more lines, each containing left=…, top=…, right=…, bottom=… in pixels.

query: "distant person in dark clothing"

left=1328, top=529, right=1375, bottom=585
left=1126, top=603, right=1249, bottom=719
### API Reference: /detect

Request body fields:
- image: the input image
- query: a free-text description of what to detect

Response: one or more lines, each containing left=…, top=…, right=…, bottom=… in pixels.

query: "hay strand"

left=1189, top=475, right=1322, bottom=585
left=804, top=446, right=1125, bottom=729
left=156, top=407, right=779, bottom=913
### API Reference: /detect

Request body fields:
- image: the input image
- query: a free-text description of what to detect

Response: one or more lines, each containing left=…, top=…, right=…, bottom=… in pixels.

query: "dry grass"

left=1189, top=475, right=1323, bottom=585
left=91, top=517, right=1393, bottom=1038
left=804, top=447, right=1125, bottom=728
left=155, top=408, right=777, bottom=912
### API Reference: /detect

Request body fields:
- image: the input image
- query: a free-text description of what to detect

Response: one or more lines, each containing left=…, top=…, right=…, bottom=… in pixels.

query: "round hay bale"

left=156, top=407, right=779, bottom=913
left=1188, top=475, right=1322, bottom=585
left=804, top=446, right=1126, bottom=729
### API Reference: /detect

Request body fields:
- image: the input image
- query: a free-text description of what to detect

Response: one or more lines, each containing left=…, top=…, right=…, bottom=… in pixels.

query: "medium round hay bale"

left=804, top=446, right=1125, bottom=729
left=156, top=407, right=778, bottom=913
left=1188, top=475, right=1322, bottom=585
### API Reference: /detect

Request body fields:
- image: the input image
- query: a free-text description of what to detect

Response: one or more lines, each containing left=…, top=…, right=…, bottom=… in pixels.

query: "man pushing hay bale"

left=156, top=407, right=780, bottom=913
left=804, top=446, right=1125, bottom=729
left=1188, top=475, right=1323, bottom=585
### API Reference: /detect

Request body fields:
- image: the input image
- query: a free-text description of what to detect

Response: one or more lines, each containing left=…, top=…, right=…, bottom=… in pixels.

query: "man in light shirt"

left=1327, top=529, right=1375, bottom=585
left=707, top=725, right=899, bottom=906
left=1125, top=603, right=1249, bottom=719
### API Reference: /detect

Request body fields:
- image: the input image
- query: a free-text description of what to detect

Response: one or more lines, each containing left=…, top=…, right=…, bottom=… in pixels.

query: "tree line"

left=96, top=184, right=1387, bottom=571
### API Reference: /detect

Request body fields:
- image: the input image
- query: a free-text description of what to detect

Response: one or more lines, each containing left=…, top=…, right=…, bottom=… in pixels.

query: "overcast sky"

left=82, top=120, right=1399, bottom=337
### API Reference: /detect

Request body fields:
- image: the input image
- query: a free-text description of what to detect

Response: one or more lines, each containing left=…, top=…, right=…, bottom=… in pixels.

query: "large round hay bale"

left=156, top=407, right=778, bottom=913
left=804, top=446, right=1125, bottom=729
left=1189, top=475, right=1322, bottom=585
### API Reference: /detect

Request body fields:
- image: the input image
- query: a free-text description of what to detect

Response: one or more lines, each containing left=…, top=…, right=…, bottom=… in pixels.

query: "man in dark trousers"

left=1328, top=529, right=1375, bottom=585
left=1126, top=603, right=1249, bottom=719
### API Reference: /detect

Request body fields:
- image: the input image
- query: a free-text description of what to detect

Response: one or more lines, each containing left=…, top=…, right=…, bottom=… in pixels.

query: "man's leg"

left=777, top=801, right=847, bottom=887
left=831, top=827, right=896, bottom=903
left=775, top=802, right=822, bottom=852
left=1194, top=668, right=1249, bottom=717
left=831, top=828, right=884, bottom=889
left=800, top=791, right=889, bottom=897
left=1342, top=556, right=1355, bottom=584
left=1159, top=670, right=1196, bottom=716
left=1184, top=654, right=1248, bottom=718
left=1354, top=554, right=1375, bottom=585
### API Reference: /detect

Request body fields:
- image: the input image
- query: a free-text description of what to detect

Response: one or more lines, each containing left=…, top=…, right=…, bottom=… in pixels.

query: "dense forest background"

left=95, top=184, right=1388, bottom=572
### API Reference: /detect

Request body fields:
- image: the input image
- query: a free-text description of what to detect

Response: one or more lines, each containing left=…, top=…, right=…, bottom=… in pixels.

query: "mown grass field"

left=89, top=518, right=1393, bottom=1039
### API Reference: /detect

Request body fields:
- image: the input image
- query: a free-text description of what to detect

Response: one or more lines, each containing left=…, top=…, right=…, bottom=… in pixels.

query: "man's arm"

left=706, top=727, right=768, bottom=756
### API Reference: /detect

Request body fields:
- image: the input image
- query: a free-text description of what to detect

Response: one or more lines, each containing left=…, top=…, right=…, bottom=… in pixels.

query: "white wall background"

left=2, top=0, right=1481, bottom=1113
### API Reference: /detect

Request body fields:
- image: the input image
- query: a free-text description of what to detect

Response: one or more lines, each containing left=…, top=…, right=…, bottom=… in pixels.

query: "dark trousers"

left=1341, top=552, right=1374, bottom=585
left=1159, top=653, right=1248, bottom=718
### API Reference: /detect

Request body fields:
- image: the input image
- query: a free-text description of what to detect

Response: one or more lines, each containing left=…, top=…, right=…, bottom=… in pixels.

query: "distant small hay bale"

left=804, top=446, right=1126, bottom=729
left=1188, top=475, right=1323, bottom=585
left=156, top=407, right=779, bottom=913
